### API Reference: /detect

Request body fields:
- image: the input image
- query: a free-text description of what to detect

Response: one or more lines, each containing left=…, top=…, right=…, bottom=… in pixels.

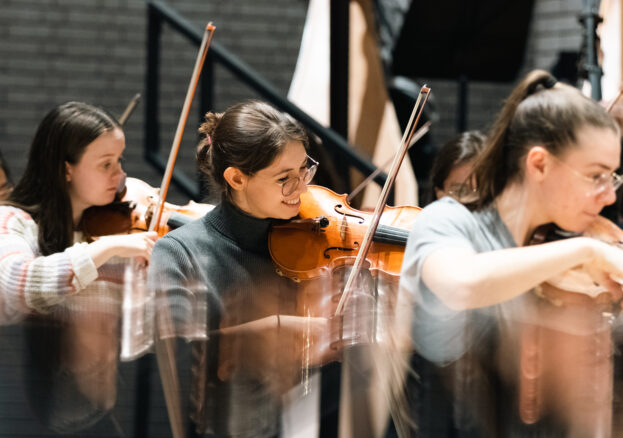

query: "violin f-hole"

left=334, top=204, right=365, bottom=224
left=323, top=242, right=359, bottom=259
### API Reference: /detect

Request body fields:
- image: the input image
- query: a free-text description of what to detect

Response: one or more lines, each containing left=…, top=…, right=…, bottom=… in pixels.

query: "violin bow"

left=606, top=85, right=623, bottom=113
left=345, top=120, right=431, bottom=204
left=148, top=23, right=215, bottom=438
left=118, top=93, right=142, bottom=127
left=335, top=86, right=431, bottom=316
left=151, top=24, right=215, bottom=232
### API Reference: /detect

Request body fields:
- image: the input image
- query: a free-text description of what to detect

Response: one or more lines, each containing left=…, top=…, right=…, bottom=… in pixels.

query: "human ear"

left=65, top=161, right=73, bottom=183
left=434, top=187, right=444, bottom=200
left=525, top=146, right=550, bottom=181
left=223, top=167, right=248, bottom=192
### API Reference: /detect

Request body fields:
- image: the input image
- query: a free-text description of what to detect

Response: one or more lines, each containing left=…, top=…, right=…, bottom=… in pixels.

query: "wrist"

left=87, top=237, right=115, bottom=268
left=573, top=236, right=600, bottom=265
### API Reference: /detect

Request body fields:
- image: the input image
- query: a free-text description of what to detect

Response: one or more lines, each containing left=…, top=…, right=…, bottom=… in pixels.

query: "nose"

left=597, top=184, right=617, bottom=206
left=292, top=177, right=308, bottom=196
left=114, top=170, right=127, bottom=192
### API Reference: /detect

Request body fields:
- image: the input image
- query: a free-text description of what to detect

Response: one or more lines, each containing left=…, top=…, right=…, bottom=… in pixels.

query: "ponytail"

left=473, top=69, right=618, bottom=209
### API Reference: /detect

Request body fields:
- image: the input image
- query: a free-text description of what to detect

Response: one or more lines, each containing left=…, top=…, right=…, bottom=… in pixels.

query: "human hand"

left=583, top=238, right=623, bottom=301
left=89, top=231, right=158, bottom=267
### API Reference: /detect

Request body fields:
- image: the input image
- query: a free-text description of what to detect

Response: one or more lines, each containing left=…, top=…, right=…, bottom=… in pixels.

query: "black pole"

left=145, top=4, right=162, bottom=159
left=579, top=0, right=603, bottom=101
left=330, top=0, right=350, bottom=191
left=324, top=5, right=349, bottom=437
left=457, top=74, right=468, bottom=133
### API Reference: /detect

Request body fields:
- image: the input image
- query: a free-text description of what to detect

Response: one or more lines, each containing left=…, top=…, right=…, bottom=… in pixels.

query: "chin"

left=276, top=207, right=299, bottom=220
left=555, top=219, right=592, bottom=234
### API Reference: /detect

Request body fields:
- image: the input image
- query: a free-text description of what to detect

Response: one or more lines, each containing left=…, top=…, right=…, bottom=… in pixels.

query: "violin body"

left=517, top=215, right=623, bottom=429
left=268, top=185, right=420, bottom=282
left=531, top=216, right=623, bottom=303
left=81, top=177, right=214, bottom=238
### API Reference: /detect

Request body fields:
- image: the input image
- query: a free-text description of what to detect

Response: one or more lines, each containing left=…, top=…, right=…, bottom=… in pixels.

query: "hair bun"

left=525, top=71, right=558, bottom=97
left=198, top=111, right=223, bottom=140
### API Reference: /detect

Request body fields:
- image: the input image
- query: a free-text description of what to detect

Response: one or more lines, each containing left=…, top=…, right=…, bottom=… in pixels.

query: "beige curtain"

left=288, top=0, right=419, bottom=209
left=600, top=0, right=623, bottom=100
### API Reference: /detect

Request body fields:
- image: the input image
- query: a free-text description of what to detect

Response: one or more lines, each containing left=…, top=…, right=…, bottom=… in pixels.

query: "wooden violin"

left=518, top=216, right=623, bottom=428
left=530, top=216, right=623, bottom=304
left=268, top=185, right=420, bottom=282
left=79, top=177, right=213, bottom=238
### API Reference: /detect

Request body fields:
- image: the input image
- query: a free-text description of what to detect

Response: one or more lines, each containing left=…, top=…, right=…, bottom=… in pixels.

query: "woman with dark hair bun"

left=149, top=100, right=338, bottom=438
left=400, top=70, right=623, bottom=436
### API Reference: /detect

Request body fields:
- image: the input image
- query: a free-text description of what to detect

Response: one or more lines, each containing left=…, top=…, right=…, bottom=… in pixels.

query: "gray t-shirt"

left=400, top=197, right=517, bottom=364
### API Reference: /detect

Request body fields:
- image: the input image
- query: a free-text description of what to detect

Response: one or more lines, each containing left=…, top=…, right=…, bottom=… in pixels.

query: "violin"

left=530, top=216, right=623, bottom=304
left=269, top=184, right=419, bottom=354
left=518, top=216, right=623, bottom=427
left=80, top=177, right=213, bottom=238
left=268, top=185, right=421, bottom=282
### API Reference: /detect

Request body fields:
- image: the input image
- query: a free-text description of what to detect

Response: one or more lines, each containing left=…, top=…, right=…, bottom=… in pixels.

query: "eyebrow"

left=97, top=150, right=124, bottom=160
left=586, top=162, right=616, bottom=172
left=270, top=158, right=308, bottom=177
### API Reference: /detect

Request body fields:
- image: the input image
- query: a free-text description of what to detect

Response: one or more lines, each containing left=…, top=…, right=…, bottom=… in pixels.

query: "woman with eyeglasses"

left=400, top=70, right=623, bottom=436
left=430, top=130, right=486, bottom=204
left=410, top=130, right=487, bottom=438
left=148, top=100, right=333, bottom=438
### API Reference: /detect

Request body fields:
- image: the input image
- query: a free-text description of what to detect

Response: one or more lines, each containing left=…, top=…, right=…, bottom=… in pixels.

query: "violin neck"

left=372, top=224, right=408, bottom=246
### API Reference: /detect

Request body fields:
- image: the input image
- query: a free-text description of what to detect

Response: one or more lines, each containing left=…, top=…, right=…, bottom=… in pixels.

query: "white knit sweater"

left=0, top=206, right=124, bottom=324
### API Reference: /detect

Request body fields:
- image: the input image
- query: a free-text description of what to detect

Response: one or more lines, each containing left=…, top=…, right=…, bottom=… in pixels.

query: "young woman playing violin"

left=0, top=101, right=157, bottom=319
left=148, top=100, right=336, bottom=438
left=0, top=101, right=157, bottom=432
left=429, top=130, right=485, bottom=204
left=400, top=70, right=623, bottom=436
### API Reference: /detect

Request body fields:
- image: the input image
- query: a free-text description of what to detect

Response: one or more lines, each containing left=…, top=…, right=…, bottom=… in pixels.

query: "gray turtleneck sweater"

left=149, top=200, right=299, bottom=438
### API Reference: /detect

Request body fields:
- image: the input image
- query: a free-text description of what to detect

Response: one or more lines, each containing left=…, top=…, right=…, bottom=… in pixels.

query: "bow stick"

left=606, top=85, right=623, bottom=112
left=149, top=23, right=215, bottom=438
left=335, top=86, right=431, bottom=316
left=346, top=120, right=431, bottom=204
left=118, top=93, right=142, bottom=127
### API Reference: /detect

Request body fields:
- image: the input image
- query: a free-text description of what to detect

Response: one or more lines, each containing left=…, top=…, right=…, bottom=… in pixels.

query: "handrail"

left=145, top=0, right=387, bottom=200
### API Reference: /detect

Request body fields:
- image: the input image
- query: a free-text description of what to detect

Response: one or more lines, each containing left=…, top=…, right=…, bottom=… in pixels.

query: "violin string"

left=326, top=219, right=409, bottom=235
left=324, top=221, right=409, bottom=244
left=326, top=220, right=409, bottom=237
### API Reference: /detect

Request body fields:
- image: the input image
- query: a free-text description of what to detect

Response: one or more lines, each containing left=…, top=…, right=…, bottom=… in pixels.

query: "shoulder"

left=0, top=206, right=36, bottom=234
left=403, top=198, right=476, bottom=273
left=0, top=205, right=33, bottom=222
left=411, top=197, right=476, bottom=237
left=153, top=215, right=213, bottom=257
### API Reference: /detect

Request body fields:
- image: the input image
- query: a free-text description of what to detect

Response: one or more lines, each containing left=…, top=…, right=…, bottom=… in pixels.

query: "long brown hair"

left=8, top=102, right=120, bottom=255
left=197, top=100, right=309, bottom=200
left=473, top=69, right=619, bottom=209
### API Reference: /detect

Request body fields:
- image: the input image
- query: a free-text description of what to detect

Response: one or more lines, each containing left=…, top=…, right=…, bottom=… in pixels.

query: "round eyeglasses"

left=442, top=182, right=477, bottom=201
left=551, top=154, right=623, bottom=196
left=279, top=156, right=319, bottom=197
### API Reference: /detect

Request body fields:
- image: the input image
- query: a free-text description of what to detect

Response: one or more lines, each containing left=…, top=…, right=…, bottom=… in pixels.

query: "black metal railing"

left=145, top=0, right=387, bottom=200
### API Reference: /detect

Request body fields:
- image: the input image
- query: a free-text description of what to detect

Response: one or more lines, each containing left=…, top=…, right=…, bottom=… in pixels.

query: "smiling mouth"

left=283, top=198, right=300, bottom=206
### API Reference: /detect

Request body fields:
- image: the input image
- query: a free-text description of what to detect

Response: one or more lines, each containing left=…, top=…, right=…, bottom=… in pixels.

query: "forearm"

left=85, top=237, right=117, bottom=268
left=423, top=237, right=595, bottom=310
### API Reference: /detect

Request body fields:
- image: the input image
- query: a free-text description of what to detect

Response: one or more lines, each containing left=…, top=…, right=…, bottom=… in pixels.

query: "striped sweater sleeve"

left=0, top=206, right=99, bottom=322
